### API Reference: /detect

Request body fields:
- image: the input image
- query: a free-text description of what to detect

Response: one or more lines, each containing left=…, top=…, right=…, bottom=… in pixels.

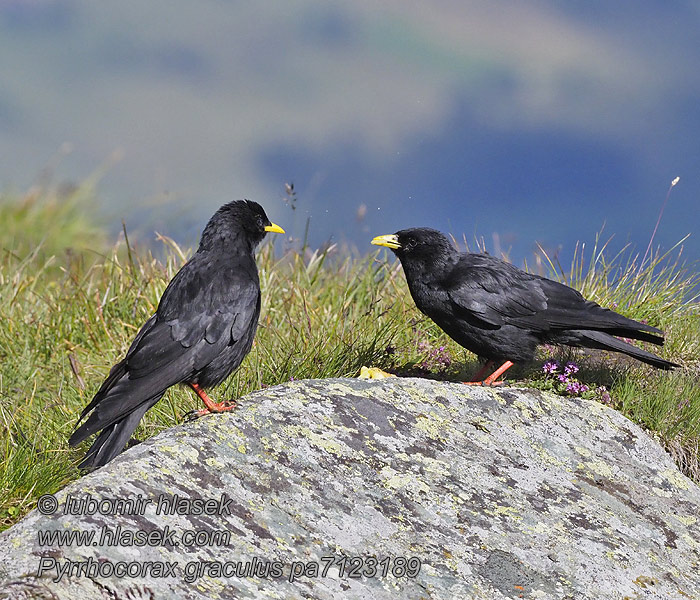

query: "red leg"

left=464, top=360, right=494, bottom=384
left=483, top=360, right=514, bottom=386
left=462, top=360, right=514, bottom=386
left=188, top=382, right=237, bottom=417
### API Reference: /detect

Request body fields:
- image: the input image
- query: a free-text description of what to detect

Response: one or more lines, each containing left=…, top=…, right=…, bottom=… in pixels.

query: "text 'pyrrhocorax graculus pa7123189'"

left=372, top=228, right=677, bottom=385
left=69, top=200, right=284, bottom=469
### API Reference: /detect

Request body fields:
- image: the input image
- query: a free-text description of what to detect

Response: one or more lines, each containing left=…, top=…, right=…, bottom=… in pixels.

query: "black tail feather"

left=75, top=399, right=158, bottom=470
left=69, top=356, right=166, bottom=469
left=600, top=327, right=664, bottom=346
left=578, top=330, right=678, bottom=370
left=74, top=359, right=129, bottom=424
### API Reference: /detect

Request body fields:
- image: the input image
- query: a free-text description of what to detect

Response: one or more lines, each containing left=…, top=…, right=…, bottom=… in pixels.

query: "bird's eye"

left=405, top=239, right=417, bottom=250
left=256, top=217, right=264, bottom=228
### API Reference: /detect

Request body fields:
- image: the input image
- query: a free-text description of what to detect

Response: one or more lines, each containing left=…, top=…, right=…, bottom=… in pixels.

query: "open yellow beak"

left=371, top=234, right=401, bottom=250
left=264, top=222, right=285, bottom=234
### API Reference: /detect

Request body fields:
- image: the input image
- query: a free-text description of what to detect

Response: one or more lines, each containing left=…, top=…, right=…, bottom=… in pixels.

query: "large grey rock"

left=1, top=378, right=698, bottom=599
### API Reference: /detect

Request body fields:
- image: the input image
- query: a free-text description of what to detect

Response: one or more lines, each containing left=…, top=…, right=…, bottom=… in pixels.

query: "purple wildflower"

left=542, top=360, right=559, bottom=375
left=437, top=349, right=452, bottom=368
left=596, top=386, right=612, bottom=405
left=565, top=381, right=589, bottom=395
left=564, top=362, right=579, bottom=376
left=417, top=342, right=452, bottom=371
left=558, top=374, right=569, bottom=383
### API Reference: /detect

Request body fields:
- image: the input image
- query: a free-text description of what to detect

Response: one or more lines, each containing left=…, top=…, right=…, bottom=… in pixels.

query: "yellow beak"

left=264, top=222, right=285, bottom=234
left=371, top=234, right=401, bottom=250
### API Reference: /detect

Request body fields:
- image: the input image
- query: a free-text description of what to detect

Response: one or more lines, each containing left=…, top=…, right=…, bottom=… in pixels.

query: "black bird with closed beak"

left=372, top=228, right=677, bottom=385
left=69, top=200, right=284, bottom=469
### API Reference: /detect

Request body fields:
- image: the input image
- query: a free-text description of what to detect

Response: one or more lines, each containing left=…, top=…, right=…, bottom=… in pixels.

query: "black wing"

left=445, top=254, right=547, bottom=329
left=71, top=252, right=260, bottom=442
left=127, top=253, right=260, bottom=379
left=446, top=253, right=663, bottom=338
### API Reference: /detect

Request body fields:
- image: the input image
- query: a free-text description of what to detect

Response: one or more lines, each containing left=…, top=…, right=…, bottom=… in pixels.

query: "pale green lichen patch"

left=580, top=459, right=615, bottom=479
left=304, top=430, right=351, bottom=457
left=485, top=505, right=521, bottom=520
left=660, top=467, right=691, bottom=490
left=414, top=412, right=451, bottom=440
left=379, top=465, right=431, bottom=495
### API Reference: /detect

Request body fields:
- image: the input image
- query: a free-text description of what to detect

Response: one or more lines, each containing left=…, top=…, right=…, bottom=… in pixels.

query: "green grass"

left=0, top=184, right=105, bottom=261
left=1, top=190, right=698, bottom=531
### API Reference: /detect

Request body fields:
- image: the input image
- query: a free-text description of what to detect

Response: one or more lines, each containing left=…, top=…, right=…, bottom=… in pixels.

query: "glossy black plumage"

left=372, top=228, right=677, bottom=380
left=69, top=200, right=283, bottom=469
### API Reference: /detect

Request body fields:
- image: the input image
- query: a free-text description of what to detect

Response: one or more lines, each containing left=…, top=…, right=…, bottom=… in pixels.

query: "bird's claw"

left=183, top=408, right=207, bottom=422
left=183, top=400, right=237, bottom=422
left=208, top=399, right=237, bottom=413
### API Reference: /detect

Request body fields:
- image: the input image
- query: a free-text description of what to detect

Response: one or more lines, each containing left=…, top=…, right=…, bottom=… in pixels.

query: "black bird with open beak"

left=372, top=228, right=677, bottom=385
left=69, top=200, right=284, bottom=469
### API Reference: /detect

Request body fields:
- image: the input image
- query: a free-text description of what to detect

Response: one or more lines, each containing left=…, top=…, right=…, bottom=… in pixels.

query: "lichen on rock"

left=1, top=378, right=698, bottom=599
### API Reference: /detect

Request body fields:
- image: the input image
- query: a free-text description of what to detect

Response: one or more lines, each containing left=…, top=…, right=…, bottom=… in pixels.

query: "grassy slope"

left=1, top=190, right=698, bottom=531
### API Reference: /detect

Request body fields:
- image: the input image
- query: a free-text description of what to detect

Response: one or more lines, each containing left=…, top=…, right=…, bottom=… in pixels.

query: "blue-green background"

left=1, top=1, right=697, bottom=267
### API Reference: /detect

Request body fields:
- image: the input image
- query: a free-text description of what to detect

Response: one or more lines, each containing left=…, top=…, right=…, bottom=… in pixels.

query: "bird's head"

left=199, top=200, right=284, bottom=252
left=371, top=228, right=457, bottom=267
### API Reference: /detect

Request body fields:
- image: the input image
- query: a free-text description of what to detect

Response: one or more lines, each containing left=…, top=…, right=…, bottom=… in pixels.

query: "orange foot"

left=185, top=382, right=237, bottom=420
left=462, top=360, right=514, bottom=387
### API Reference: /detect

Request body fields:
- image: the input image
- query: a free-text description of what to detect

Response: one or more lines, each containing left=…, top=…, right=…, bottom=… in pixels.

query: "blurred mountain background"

left=0, top=0, right=698, bottom=266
